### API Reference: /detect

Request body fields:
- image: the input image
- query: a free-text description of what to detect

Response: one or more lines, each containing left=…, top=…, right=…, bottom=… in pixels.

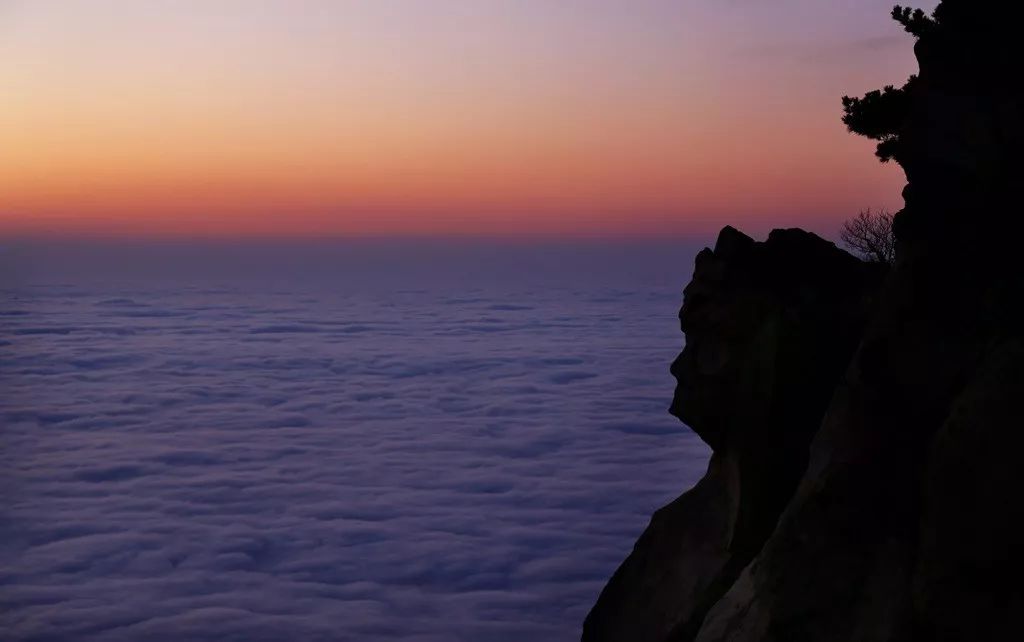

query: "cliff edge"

left=584, top=2, right=1024, bottom=640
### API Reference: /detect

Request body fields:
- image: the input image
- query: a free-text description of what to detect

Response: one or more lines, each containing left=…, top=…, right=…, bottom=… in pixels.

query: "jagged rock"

left=585, top=3, right=1024, bottom=640
left=694, top=268, right=1024, bottom=641
left=911, top=340, right=1024, bottom=640
left=693, top=3, right=1024, bottom=640
left=581, top=227, right=883, bottom=642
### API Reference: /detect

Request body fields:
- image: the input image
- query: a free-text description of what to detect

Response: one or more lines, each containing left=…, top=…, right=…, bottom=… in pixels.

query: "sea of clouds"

left=0, top=240, right=710, bottom=641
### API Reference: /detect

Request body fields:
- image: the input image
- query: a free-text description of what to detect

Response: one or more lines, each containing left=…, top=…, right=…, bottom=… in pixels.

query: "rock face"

left=584, top=2, right=1024, bottom=641
left=582, top=228, right=884, bottom=642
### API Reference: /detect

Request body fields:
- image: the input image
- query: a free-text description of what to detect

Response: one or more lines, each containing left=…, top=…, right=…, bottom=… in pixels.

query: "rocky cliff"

left=583, top=228, right=885, bottom=642
left=584, top=2, right=1024, bottom=640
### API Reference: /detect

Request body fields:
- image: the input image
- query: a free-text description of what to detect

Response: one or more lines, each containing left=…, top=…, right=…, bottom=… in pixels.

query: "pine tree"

left=838, top=5, right=942, bottom=163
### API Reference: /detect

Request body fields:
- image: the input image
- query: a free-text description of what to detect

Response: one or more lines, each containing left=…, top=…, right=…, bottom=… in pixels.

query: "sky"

left=0, top=0, right=937, bottom=239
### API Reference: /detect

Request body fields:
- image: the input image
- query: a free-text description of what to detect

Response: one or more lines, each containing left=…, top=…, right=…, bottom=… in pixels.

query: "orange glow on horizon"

left=0, top=1, right=923, bottom=239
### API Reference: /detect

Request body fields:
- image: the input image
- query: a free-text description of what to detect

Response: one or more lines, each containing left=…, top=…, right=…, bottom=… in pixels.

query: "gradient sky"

left=0, top=0, right=937, bottom=239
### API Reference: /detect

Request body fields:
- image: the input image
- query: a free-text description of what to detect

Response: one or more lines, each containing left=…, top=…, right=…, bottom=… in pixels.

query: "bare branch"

left=840, top=209, right=896, bottom=265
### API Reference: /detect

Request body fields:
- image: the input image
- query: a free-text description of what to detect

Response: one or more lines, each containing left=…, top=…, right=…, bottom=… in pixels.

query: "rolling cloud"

left=0, top=243, right=710, bottom=641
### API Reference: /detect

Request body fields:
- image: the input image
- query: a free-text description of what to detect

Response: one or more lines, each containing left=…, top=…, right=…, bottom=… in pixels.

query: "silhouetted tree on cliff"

left=841, top=82, right=915, bottom=163
left=841, top=2, right=987, bottom=164
left=891, top=5, right=937, bottom=36
left=840, top=4, right=939, bottom=163
left=841, top=209, right=896, bottom=265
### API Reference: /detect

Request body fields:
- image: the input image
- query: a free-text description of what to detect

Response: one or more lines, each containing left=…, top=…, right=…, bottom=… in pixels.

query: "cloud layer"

left=0, top=243, right=709, bottom=641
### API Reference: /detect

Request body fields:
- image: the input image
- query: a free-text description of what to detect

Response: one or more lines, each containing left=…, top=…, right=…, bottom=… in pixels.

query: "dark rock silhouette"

left=584, top=1, right=1024, bottom=640
left=582, top=228, right=883, bottom=642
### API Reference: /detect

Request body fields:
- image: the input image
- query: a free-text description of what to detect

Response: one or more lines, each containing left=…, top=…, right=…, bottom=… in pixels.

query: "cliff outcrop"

left=583, top=228, right=884, bottom=642
left=585, top=2, right=1024, bottom=640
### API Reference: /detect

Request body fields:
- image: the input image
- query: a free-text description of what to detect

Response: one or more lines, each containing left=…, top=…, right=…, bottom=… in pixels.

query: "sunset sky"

left=0, top=0, right=936, bottom=239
